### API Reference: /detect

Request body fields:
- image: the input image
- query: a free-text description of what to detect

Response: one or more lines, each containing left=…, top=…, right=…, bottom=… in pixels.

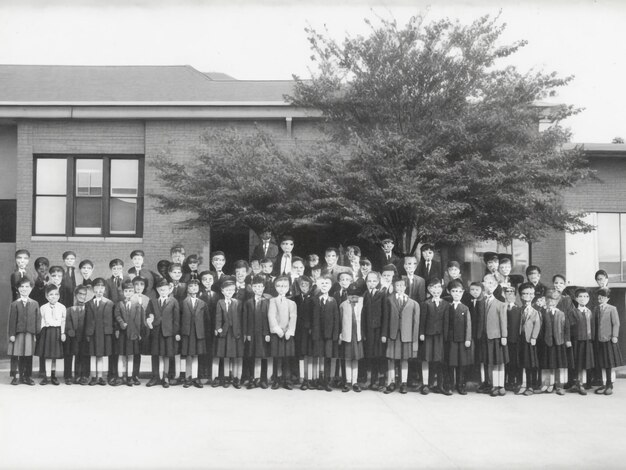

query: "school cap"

left=483, top=252, right=498, bottom=263
left=92, top=278, right=106, bottom=287
left=45, top=283, right=60, bottom=294
left=347, top=283, right=366, bottom=296
left=382, top=263, right=398, bottom=273
left=187, top=278, right=200, bottom=286
left=503, top=285, right=516, bottom=293
left=498, top=253, right=512, bottom=264
left=130, top=250, right=145, bottom=259
left=211, top=250, right=225, bottom=259
left=78, top=259, right=93, bottom=269
left=280, top=235, right=295, bottom=242
left=73, top=285, right=88, bottom=296
left=447, top=260, right=460, bottom=269
left=420, top=243, right=435, bottom=252
left=62, top=251, right=76, bottom=259
left=122, top=281, right=134, bottom=290
left=157, top=260, right=171, bottom=271
left=359, top=257, right=372, bottom=266
left=48, top=265, right=64, bottom=275
left=35, top=257, right=50, bottom=267
left=221, top=277, right=236, bottom=288
left=155, top=278, right=170, bottom=288
left=381, top=236, right=394, bottom=243
left=186, top=254, right=199, bottom=263
left=109, top=258, right=124, bottom=269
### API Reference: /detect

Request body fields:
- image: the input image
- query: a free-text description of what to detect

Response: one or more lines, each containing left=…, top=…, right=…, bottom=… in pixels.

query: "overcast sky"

left=0, top=0, right=623, bottom=142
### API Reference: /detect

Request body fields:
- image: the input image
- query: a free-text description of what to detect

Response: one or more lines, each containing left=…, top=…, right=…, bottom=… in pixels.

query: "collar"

left=255, top=296, right=263, bottom=302
left=20, top=296, right=29, bottom=303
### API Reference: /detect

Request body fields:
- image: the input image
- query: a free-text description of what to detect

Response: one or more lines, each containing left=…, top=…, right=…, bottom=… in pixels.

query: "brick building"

left=0, top=65, right=624, bottom=356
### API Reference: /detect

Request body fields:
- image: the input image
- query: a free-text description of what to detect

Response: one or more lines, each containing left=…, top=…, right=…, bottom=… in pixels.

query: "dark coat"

left=65, top=305, right=86, bottom=342
left=251, top=241, right=279, bottom=265
left=105, top=276, right=128, bottom=304
left=420, top=299, right=450, bottom=336
left=215, top=299, right=242, bottom=339
left=180, top=297, right=206, bottom=339
left=507, top=304, right=522, bottom=344
left=146, top=296, right=180, bottom=337
left=115, top=300, right=143, bottom=341
left=448, top=302, right=472, bottom=343
left=403, top=274, right=426, bottom=303
left=363, top=288, right=385, bottom=329
left=8, top=299, right=40, bottom=336
left=243, top=297, right=270, bottom=338
left=312, top=296, right=339, bottom=341
left=85, top=298, right=115, bottom=337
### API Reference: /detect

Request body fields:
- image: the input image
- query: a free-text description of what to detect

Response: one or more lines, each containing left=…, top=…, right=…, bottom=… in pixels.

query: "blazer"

left=61, top=267, right=77, bottom=307
left=333, top=288, right=349, bottom=308
left=572, top=307, right=596, bottom=342
left=215, top=298, right=241, bottom=338
left=294, top=293, right=313, bottom=332
left=8, top=298, right=40, bottom=336
left=251, top=241, right=279, bottom=265
left=448, top=302, right=472, bottom=343
left=339, top=299, right=366, bottom=342
left=469, top=297, right=486, bottom=340
left=417, top=259, right=442, bottom=282
left=542, top=308, right=569, bottom=346
left=507, top=304, right=522, bottom=344
left=419, top=298, right=449, bottom=336
left=596, top=303, right=620, bottom=342
left=374, top=249, right=401, bottom=273
left=104, top=276, right=127, bottom=304
left=115, top=300, right=143, bottom=341
left=199, top=290, right=219, bottom=335
left=65, top=305, right=86, bottom=342
left=484, top=296, right=507, bottom=340
left=403, top=274, right=426, bottom=303
left=382, top=295, right=420, bottom=344
left=85, top=298, right=114, bottom=337
left=268, top=297, right=297, bottom=336
left=180, top=297, right=206, bottom=339
left=146, top=296, right=180, bottom=337
left=520, top=305, right=541, bottom=343
left=243, top=297, right=270, bottom=338
left=363, top=288, right=385, bottom=329
left=312, top=296, right=339, bottom=341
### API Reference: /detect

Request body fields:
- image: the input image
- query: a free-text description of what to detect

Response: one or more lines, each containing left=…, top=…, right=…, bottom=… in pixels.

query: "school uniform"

left=417, top=259, right=441, bottom=283
left=403, top=274, right=426, bottom=303
left=84, top=297, right=114, bottom=358
left=180, top=297, right=207, bottom=357
left=36, top=302, right=66, bottom=360
left=61, top=267, right=77, bottom=307
left=519, top=305, right=541, bottom=369
left=10, top=269, right=30, bottom=302
left=171, top=282, right=188, bottom=306
left=105, top=276, right=127, bottom=305
left=268, top=296, right=297, bottom=357
left=29, top=275, right=49, bottom=307
left=215, top=298, right=243, bottom=358
left=333, top=288, right=349, bottom=308
left=294, top=292, right=313, bottom=358
left=540, top=307, right=570, bottom=369
left=115, top=300, right=144, bottom=357
left=374, top=249, right=401, bottom=273
left=243, top=296, right=270, bottom=359
left=199, top=290, right=219, bottom=376
left=209, top=270, right=229, bottom=293
left=312, top=295, right=339, bottom=359
left=382, top=294, right=420, bottom=360
left=252, top=240, right=279, bottom=265
left=65, top=304, right=89, bottom=380
left=128, top=267, right=158, bottom=300
left=446, top=301, right=473, bottom=367
left=180, top=270, right=200, bottom=284
left=340, top=299, right=366, bottom=361
left=595, top=303, right=623, bottom=369
left=484, top=295, right=509, bottom=365
left=363, top=288, right=385, bottom=359
left=530, top=282, right=547, bottom=305
left=7, top=297, right=40, bottom=380
left=572, top=305, right=595, bottom=371
left=419, top=298, right=449, bottom=363
left=505, top=302, right=522, bottom=386
left=146, top=296, right=180, bottom=360
left=274, top=252, right=297, bottom=276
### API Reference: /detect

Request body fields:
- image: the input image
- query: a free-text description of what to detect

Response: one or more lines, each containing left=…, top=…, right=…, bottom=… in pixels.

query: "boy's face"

left=18, top=282, right=32, bottom=297
left=381, top=270, right=394, bottom=284
left=535, top=296, right=546, bottom=308
left=597, top=294, right=609, bottom=305
left=366, top=273, right=379, bottom=290
left=394, top=281, right=406, bottom=295
left=447, top=266, right=460, bottom=279
left=187, top=283, right=199, bottom=296
left=292, top=260, right=305, bottom=276
left=346, top=248, right=355, bottom=261
left=428, top=283, right=443, bottom=298
left=528, top=270, right=540, bottom=284
left=189, top=262, right=199, bottom=271
left=422, top=249, right=434, bottom=261
left=482, top=276, right=498, bottom=295
left=486, top=260, right=499, bottom=273
left=111, top=265, right=123, bottom=277
left=134, top=282, right=145, bottom=294
left=212, top=255, right=225, bottom=271
left=76, top=289, right=88, bottom=303
left=553, top=277, right=565, bottom=293
left=222, top=285, right=236, bottom=299
left=261, top=262, right=273, bottom=274
left=299, top=281, right=311, bottom=294
left=469, top=285, right=482, bottom=299
left=576, top=292, right=590, bottom=307
left=499, top=262, right=511, bottom=276
left=504, top=290, right=516, bottom=303
left=338, top=274, right=352, bottom=288
left=235, top=267, right=247, bottom=283
left=252, top=282, right=265, bottom=296
left=50, top=271, right=63, bottom=286
left=171, top=251, right=185, bottom=264
left=16, top=254, right=29, bottom=269
left=404, top=258, right=417, bottom=274
left=93, top=285, right=105, bottom=297
left=46, top=289, right=60, bottom=304
left=170, top=268, right=182, bottom=282
left=546, top=296, right=558, bottom=308
left=132, top=255, right=144, bottom=269
left=251, top=260, right=261, bottom=274
left=450, top=286, right=464, bottom=302
left=280, top=240, right=294, bottom=254
left=260, top=231, right=271, bottom=241
left=201, top=274, right=214, bottom=290
left=383, top=241, right=394, bottom=253
left=596, top=274, right=608, bottom=288
left=64, top=255, right=76, bottom=267
left=80, top=264, right=93, bottom=278
left=308, top=255, right=319, bottom=267
left=157, top=285, right=171, bottom=298
left=275, top=279, right=290, bottom=296
left=37, top=263, right=49, bottom=276
left=318, top=278, right=332, bottom=294
left=123, top=287, right=134, bottom=301
left=360, top=264, right=372, bottom=277
left=325, top=251, right=337, bottom=267
left=520, top=288, right=535, bottom=304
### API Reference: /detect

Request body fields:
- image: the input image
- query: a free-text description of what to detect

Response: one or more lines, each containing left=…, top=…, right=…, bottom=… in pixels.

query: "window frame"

left=33, top=154, right=144, bottom=238
left=596, top=211, right=625, bottom=282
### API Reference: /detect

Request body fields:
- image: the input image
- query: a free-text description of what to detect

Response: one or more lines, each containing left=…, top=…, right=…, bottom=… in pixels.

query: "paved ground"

left=1, top=364, right=625, bottom=470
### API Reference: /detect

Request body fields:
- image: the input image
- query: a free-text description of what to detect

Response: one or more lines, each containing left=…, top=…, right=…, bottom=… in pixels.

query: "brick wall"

left=564, top=157, right=626, bottom=212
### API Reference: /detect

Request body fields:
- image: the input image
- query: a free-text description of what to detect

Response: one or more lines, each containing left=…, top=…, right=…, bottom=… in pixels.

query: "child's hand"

left=246, top=335, right=251, bottom=342
left=265, top=335, right=270, bottom=342
left=464, top=340, right=471, bottom=348
left=61, top=334, right=66, bottom=342
left=612, top=337, right=618, bottom=344
left=566, top=341, right=572, bottom=348
left=146, top=317, right=154, bottom=329
left=115, top=331, right=120, bottom=339
left=175, top=334, right=181, bottom=342
left=501, top=338, right=507, bottom=346
left=338, top=337, right=342, bottom=345
left=122, top=322, right=128, bottom=330
left=139, top=335, right=142, bottom=340
left=217, top=328, right=223, bottom=337
left=277, top=330, right=284, bottom=338
left=9, top=336, right=15, bottom=343
left=530, top=338, right=536, bottom=346
left=381, top=336, right=387, bottom=343
left=285, top=333, right=291, bottom=341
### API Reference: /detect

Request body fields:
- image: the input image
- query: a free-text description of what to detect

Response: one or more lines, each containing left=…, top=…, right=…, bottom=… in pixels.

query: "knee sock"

left=90, top=357, right=97, bottom=378
left=118, top=357, right=125, bottom=378
left=45, top=359, right=52, bottom=378
left=96, top=357, right=104, bottom=378
left=186, top=358, right=193, bottom=379
left=267, top=358, right=274, bottom=381
left=254, top=359, right=261, bottom=380
left=387, top=360, right=395, bottom=385
left=192, top=357, right=198, bottom=379
left=127, top=356, right=133, bottom=377
left=299, top=359, right=304, bottom=381
left=422, top=362, right=429, bottom=386
left=212, top=358, right=220, bottom=380
left=175, top=355, right=181, bottom=377
left=401, top=360, right=408, bottom=384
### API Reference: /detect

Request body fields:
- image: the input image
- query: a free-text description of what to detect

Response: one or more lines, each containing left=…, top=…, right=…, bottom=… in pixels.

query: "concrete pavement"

left=1, top=374, right=625, bottom=469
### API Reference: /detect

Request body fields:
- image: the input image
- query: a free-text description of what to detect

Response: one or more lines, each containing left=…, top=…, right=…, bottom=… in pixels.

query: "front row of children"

left=7, top=268, right=623, bottom=396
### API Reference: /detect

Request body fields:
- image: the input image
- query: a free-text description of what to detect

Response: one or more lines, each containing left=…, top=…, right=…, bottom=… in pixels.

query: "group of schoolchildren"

left=6, top=231, right=624, bottom=396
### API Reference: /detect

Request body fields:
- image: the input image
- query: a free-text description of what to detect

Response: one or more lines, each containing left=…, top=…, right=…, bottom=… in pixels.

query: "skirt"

left=322, top=338, right=339, bottom=359
left=342, top=327, right=364, bottom=361
left=311, top=339, right=325, bottom=358
left=476, top=337, right=489, bottom=364
left=246, top=330, right=269, bottom=359
left=364, top=326, right=382, bottom=358
left=37, top=327, right=63, bottom=359
left=486, top=338, right=509, bottom=366
left=88, top=330, right=113, bottom=358
left=117, top=330, right=142, bottom=356
left=519, top=336, right=539, bottom=369
left=7, top=332, right=35, bottom=357
left=215, top=329, right=244, bottom=358
left=596, top=341, right=624, bottom=369
left=149, top=325, right=176, bottom=358
left=181, top=320, right=207, bottom=356
left=385, top=338, right=417, bottom=360
left=270, top=334, right=295, bottom=358
left=541, top=343, right=568, bottom=369
left=575, top=339, right=595, bottom=371
left=447, top=340, right=474, bottom=367
left=506, top=342, right=520, bottom=369
left=420, top=334, right=444, bottom=363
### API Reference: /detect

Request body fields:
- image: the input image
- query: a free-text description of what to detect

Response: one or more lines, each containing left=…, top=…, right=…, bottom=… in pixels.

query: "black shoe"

left=162, top=378, right=170, bottom=388
left=247, top=380, right=256, bottom=390
left=300, top=380, right=309, bottom=391
left=40, top=377, right=49, bottom=385
left=97, top=377, right=107, bottom=386
left=183, top=378, right=192, bottom=388
left=523, top=388, right=534, bottom=396
left=233, top=378, right=242, bottom=389
left=126, top=377, right=133, bottom=387
left=383, top=383, right=396, bottom=394
left=442, top=387, right=453, bottom=396
left=88, top=377, right=98, bottom=386
left=132, top=376, right=141, bottom=386
left=210, top=378, right=222, bottom=388
left=400, top=383, right=408, bottom=394
left=457, top=385, right=467, bottom=395
left=259, top=380, right=269, bottom=389
left=10, top=377, right=19, bottom=386
left=353, top=383, right=362, bottom=393
left=193, top=379, right=204, bottom=389
left=324, top=381, right=333, bottom=392
left=420, top=385, right=430, bottom=395
left=283, top=381, right=293, bottom=391
left=73, top=376, right=81, bottom=385
left=51, top=376, right=60, bottom=386
left=24, top=377, right=36, bottom=386
left=146, top=377, right=159, bottom=387
left=604, top=385, right=614, bottom=396
left=342, top=384, right=350, bottom=393
left=490, top=387, right=501, bottom=397
left=78, top=377, right=89, bottom=386
left=271, top=380, right=280, bottom=390
left=64, top=377, right=73, bottom=385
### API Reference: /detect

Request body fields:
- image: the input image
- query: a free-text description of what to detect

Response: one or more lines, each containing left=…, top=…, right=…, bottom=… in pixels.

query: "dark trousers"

left=151, top=355, right=160, bottom=378
left=446, top=366, right=466, bottom=388
left=12, top=356, right=33, bottom=378
left=427, top=362, right=445, bottom=388
left=38, top=355, right=46, bottom=377
left=505, top=363, right=523, bottom=386
left=10, top=356, right=18, bottom=377
left=64, top=354, right=73, bottom=379
left=132, top=354, right=141, bottom=377
left=109, top=354, right=118, bottom=377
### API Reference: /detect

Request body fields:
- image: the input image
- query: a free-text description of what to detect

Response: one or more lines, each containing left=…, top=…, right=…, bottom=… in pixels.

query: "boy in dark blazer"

left=252, top=230, right=279, bottom=266
left=105, top=258, right=127, bottom=305
left=417, top=244, right=441, bottom=282
left=128, top=250, right=158, bottom=301
left=503, top=286, right=522, bottom=392
left=363, top=271, right=386, bottom=390
left=7, top=276, right=39, bottom=385
left=312, top=274, right=340, bottom=391
left=10, top=249, right=31, bottom=302
left=84, top=278, right=115, bottom=385
left=374, top=237, right=401, bottom=273
left=61, top=251, right=77, bottom=308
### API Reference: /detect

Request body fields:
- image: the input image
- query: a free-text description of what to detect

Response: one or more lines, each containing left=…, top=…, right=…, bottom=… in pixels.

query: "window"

left=33, top=155, right=143, bottom=237
left=597, top=212, right=626, bottom=282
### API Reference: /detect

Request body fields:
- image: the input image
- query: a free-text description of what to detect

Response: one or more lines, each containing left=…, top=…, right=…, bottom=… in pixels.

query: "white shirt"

left=41, top=302, right=66, bottom=332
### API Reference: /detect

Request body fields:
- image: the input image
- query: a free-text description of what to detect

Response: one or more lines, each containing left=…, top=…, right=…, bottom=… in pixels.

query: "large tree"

left=290, top=13, right=592, bottom=253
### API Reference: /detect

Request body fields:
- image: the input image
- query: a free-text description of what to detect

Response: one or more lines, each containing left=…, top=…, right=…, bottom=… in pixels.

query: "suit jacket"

left=596, top=303, right=620, bottom=342
left=268, top=297, right=297, bottom=336
left=333, top=288, right=349, bottom=308
left=200, top=290, right=219, bottom=336
left=215, top=298, right=241, bottom=338
left=66, top=305, right=86, bottom=342
left=484, top=296, right=507, bottom=340
left=507, top=304, right=522, bottom=344
left=85, top=298, right=115, bottom=337
left=419, top=298, right=449, bottom=336
left=243, top=297, right=270, bottom=338
left=252, top=241, right=279, bottom=264
left=105, top=276, right=127, bottom=305
left=448, top=302, right=472, bottom=343
left=572, top=307, right=595, bottom=342
left=294, top=293, right=313, bottom=333
left=339, top=299, right=366, bottom=342
left=180, top=297, right=206, bottom=339
left=469, top=297, right=486, bottom=340
left=520, top=305, right=541, bottom=343
left=542, top=308, right=569, bottom=345
left=61, top=267, right=77, bottom=307
left=146, top=296, right=180, bottom=337
left=128, top=267, right=158, bottom=300
left=8, top=298, right=40, bottom=336
left=312, top=296, right=339, bottom=341
left=417, top=259, right=442, bottom=282
left=171, top=282, right=188, bottom=305
left=115, top=300, right=143, bottom=341
left=382, top=295, right=420, bottom=344
left=363, top=288, right=385, bottom=329
left=403, top=274, right=426, bottom=303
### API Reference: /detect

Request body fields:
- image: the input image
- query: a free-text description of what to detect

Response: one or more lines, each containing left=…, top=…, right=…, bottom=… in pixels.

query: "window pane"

left=35, top=196, right=66, bottom=234
left=76, top=159, right=103, bottom=197
left=75, top=198, right=102, bottom=235
left=110, top=197, right=137, bottom=234
left=36, top=159, right=66, bottom=195
left=111, top=160, right=138, bottom=197
left=598, top=213, right=621, bottom=282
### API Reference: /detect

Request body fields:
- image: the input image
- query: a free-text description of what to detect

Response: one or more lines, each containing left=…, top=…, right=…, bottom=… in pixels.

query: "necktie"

left=115, top=277, right=121, bottom=288
left=426, top=261, right=431, bottom=272
left=225, top=299, right=230, bottom=309
left=95, top=299, right=100, bottom=307
left=371, top=289, right=375, bottom=296
left=19, top=269, right=24, bottom=278
left=191, top=298, right=196, bottom=309
left=472, top=299, right=477, bottom=308
left=263, top=242, right=268, bottom=256
left=22, top=300, right=27, bottom=308
left=386, top=254, right=390, bottom=261
left=160, top=298, right=165, bottom=307
left=126, top=301, right=131, bottom=311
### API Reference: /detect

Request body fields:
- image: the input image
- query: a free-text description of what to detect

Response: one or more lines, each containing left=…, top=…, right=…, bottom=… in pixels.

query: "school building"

left=0, top=64, right=624, bottom=357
